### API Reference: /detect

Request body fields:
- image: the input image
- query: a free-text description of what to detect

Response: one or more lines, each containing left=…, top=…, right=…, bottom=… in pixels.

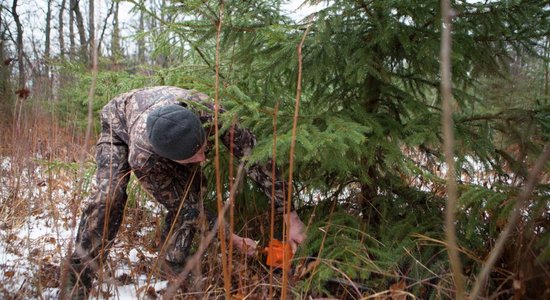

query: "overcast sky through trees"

left=10, top=0, right=325, bottom=61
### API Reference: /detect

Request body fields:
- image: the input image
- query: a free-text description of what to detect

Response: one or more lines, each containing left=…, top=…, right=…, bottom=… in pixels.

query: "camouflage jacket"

left=99, top=86, right=289, bottom=211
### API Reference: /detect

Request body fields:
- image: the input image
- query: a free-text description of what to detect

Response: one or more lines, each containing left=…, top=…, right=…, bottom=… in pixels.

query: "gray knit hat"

left=146, top=105, right=206, bottom=160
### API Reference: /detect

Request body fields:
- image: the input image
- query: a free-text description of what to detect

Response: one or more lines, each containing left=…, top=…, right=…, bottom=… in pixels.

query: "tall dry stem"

left=269, top=102, right=279, bottom=299
left=228, top=118, right=236, bottom=280
left=212, top=1, right=231, bottom=298
left=440, top=0, right=465, bottom=298
left=282, top=24, right=311, bottom=300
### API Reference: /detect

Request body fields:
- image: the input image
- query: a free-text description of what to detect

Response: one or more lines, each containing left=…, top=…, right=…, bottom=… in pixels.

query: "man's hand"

left=231, top=233, right=257, bottom=257
left=285, top=211, right=306, bottom=254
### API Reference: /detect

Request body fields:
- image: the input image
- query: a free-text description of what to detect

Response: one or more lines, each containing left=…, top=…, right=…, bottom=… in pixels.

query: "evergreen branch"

left=199, top=0, right=218, bottom=20
left=393, top=73, right=440, bottom=88
left=494, top=149, right=528, bottom=179
left=470, top=143, right=550, bottom=299
left=321, top=261, right=363, bottom=298
left=193, top=45, right=225, bottom=79
left=303, top=200, right=338, bottom=294
left=356, top=0, right=373, bottom=18
left=458, top=108, right=545, bottom=123
left=458, top=0, right=550, bottom=19
left=411, top=233, right=485, bottom=267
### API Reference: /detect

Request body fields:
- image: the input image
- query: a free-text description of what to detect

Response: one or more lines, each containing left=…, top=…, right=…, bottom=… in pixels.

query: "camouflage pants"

left=70, top=131, right=211, bottom=287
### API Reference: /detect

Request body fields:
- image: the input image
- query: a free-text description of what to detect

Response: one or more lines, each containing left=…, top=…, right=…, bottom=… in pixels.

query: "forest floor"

left=0, top=154, right=166, bottom=299
left=0, top=154, right=294, bottom=299
left=0, top=117, right=301, bottom=299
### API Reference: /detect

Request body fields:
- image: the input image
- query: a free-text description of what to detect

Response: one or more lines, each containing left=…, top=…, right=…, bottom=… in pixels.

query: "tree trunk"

left=0, top=5, right=12, bottom=103
left=544, top=36, right=549, bottom=100
left=11, top=0, right=25, bottom=90
left=45, top=0, right=52, bottom=64
left=112, top=1, right=122, bottom=62
left=138, top=1, right=145, bottom=63
left=69, top=0, right=75, bottom=58
left=156, top=0, right=167, bottom=67
left=88, top=0, right=95, bottom=64
left=98, top=0, right=115, bottom=56
left=11, top=0, right=26, bottom=131
left=45, top=0, right=52, bottom=96
left=71, top=0, right=87, bottom=63
left=58, top=0, right=66, bottom=58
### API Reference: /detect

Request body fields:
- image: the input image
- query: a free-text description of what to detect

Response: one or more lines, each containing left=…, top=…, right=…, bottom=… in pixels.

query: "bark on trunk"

left=88, top=0, right=95, bottom=64
left=69, top=0, right=75, bottom=58
left=11, top=0, right=25, bottom=90
left=45, top=0, right=52, bottom=95
left=138, top=1, right=145, bottom=63
left=71, top=0, right=87, bottom=63
left=58, top=0, right=66, bottom=58
left=112, top=1, right=122, bottom=61
left=0, top=5, right=12, bottom=101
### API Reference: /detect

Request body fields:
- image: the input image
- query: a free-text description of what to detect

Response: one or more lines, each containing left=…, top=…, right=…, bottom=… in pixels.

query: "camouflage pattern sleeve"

left=132, top=157, right=230, bottom=261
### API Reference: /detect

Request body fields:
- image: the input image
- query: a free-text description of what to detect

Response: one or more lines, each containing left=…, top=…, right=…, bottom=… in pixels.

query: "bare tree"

left=11, top=0, right=24, bottom=91
left=69, top=0, right=75, bottom=58
left=88, top=0, right=94, bottom=64
left=45, top=0, right=52, bottom=64
left=97, top=0, right=115, bottom=56
left=545, top=36, right=549, bottom=99
left=138, top=0, right=145, bottom=63
left=71, top=0, right=87, bottom=63
left=58, top=0, right=66, bottom=58
left=112, top=0, right=122, bottom=61
left=10, top=0, right=27, bottom=131
left=0, top=4, right=12, bottom=101
left=156, top=0, right=167, bottom=67
left=45, top=0, right=52, bottom=95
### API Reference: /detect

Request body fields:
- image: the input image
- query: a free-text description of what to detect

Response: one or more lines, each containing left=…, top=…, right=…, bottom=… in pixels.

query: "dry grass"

left=0, top=104, right=298, bottom=299
left=4, top=95, right=547, bottom=299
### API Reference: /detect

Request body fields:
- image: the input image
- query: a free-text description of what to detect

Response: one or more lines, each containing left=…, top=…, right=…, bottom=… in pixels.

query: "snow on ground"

left=0, top=156, right=168, bottom=299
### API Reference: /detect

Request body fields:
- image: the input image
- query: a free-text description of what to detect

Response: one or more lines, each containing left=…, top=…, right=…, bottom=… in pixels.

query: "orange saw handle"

left=264, top=239, right=293, bottom=270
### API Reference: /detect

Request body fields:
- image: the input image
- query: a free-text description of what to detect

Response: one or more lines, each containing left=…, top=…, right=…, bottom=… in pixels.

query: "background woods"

left=0, top=0, right=549, bottom=299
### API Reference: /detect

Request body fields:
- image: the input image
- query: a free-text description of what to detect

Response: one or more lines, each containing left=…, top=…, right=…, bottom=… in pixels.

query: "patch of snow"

left=0, top=156, right=170, bottom=299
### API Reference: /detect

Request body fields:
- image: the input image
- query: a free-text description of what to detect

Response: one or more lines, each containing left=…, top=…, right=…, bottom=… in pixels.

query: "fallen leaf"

left=389, top=280, right=407, bottom=300
left=4, top=270, right=15, bottom=278
left=146, top=286, right=157, bottom=298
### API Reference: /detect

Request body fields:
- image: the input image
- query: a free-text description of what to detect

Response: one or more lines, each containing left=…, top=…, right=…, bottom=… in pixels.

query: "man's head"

left=146, top=104, right=206, bottom=161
